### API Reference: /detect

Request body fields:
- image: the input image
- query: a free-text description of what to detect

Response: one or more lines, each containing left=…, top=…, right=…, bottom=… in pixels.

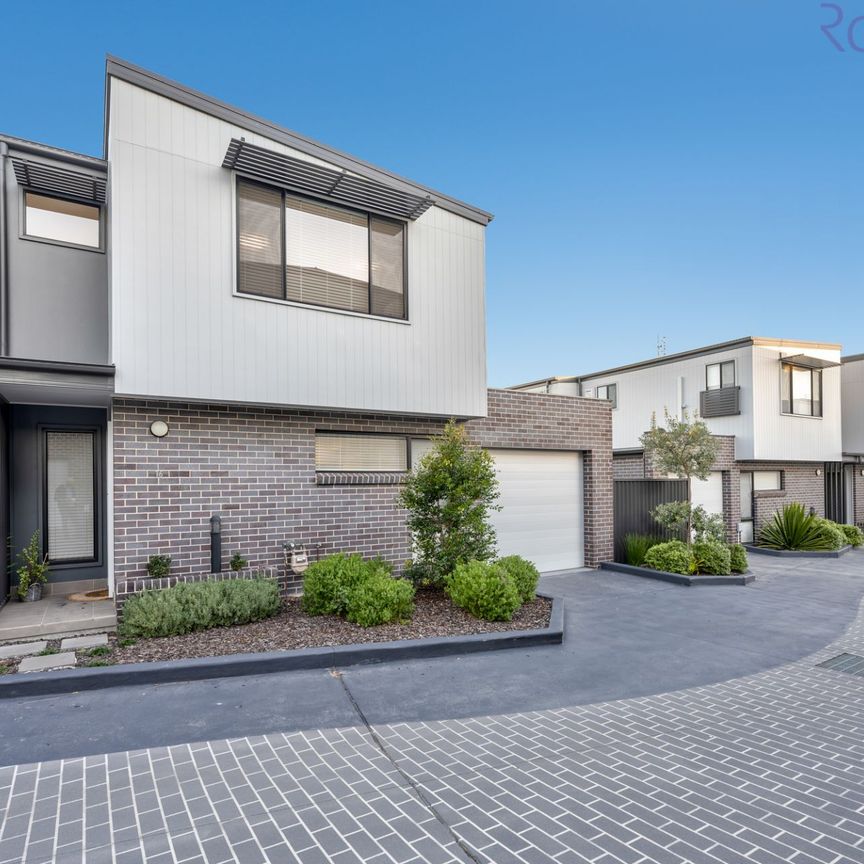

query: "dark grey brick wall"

left=612, top=453, right=645, bottom=481
left=112, top=390, right=614, bottom=592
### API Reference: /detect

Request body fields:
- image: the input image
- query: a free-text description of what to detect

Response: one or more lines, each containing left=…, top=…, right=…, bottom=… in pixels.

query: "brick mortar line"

left=334, top=670, right=483, bottom=864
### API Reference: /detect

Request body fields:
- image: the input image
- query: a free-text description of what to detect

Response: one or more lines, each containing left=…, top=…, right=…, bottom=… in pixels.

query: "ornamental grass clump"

left=622, top=533, right=662, bottom=566
left=119, top=578, right=280, bottom=639
left=759, top=503, right=840, bottom=551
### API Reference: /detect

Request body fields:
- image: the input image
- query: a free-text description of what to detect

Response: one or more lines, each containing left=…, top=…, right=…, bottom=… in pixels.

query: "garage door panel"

left=490, top=449, right=583, bottom=572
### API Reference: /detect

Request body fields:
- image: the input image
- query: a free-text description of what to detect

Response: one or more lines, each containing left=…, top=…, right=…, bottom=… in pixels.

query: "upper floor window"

left=706, top=361, right=735, bottom=390
left=236, top=180, right=406, bottom=320
left=781, top=363, right=822, bottom=417
left=24, top=192, right=100, bottom=249
left=596, top=383, right=617, bottom=408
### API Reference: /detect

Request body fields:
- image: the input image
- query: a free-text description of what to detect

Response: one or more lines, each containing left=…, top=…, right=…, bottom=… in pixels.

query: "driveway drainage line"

left=335, top=669, right=483, bottom=864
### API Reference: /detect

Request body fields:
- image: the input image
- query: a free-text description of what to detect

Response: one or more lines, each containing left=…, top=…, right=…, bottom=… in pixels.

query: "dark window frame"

left=596, top=383, right=618, bottom=408
left=314, top=430, right=411, bottom=473
left=19, top=189, right=105, bottom=254
left=706, top=360, right=735, bottom=391
left=235, top=178, right=409, bottom=321
left=40, top=426, right=101, bottom=567
left=781, top=363, right=823, bottom=418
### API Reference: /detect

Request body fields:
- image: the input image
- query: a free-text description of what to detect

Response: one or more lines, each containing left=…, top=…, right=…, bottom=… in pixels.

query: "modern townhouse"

left=841, top=352, right=864, bottom=525
left=0, top=58, right=613, bottom=610
left=512, top=337, right=848, bottom=544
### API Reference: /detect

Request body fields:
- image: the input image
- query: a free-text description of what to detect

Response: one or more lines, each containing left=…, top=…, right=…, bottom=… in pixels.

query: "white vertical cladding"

left=842, top=357, right=864, bottom=454
left=751, top=343, right=843, bottom=461
left=582, top=345, right=753, bottom=454
left=108, top=79, right=487, bottom=417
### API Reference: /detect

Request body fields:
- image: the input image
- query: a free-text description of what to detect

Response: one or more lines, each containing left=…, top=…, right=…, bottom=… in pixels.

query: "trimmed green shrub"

left=643, top=540, right=691, bottom=575
left=402, top=559, right=440, bottom=588
left=840, top=523, right=864, bottom=547
left=815, top=518, right=846, bottom=551
left=622, top=533, right=662, bottom=566
left=759, top=503, right=837, bottom=551
left=345, top=574, right=415, bottom=627
left=229, top=552, right=248, bottom=572
left=496, top=556, right=540, bottom=602
left=119, top=578, right=280, bottom=639
left=691, top=540, right=731, bottom=575
left=729, top=544, right=749, bottom=574
left=146, top=554, right=172, bottom=578
left=301, top=554, right=390, bottom=616
left=445, top=560, right=521, bottom=621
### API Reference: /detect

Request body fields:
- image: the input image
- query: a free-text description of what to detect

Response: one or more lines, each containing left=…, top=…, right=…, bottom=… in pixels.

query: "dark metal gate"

left=824, top=462, right=845, bottom=523
left=613, top=479, right=689, bottom=561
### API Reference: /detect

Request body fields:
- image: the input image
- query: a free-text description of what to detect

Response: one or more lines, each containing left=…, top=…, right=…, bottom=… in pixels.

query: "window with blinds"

left=46, top=431, right=96, bottom=562
left=236, top=179, right=406, bottom=319
left=315, top=433, right=408, bottom=471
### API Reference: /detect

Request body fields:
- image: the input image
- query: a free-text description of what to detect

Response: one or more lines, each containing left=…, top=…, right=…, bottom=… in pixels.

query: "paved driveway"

left=3, top=552, right=864, bottom=767
left=1, top=553, right=863, bottom=863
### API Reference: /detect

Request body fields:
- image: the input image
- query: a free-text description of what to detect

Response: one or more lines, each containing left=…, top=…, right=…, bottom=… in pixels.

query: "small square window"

left=596, top=383, right=617, bottom=408
left=24, top=192, right=100, bottom=248
left=706, top=361, right=735, bottom=391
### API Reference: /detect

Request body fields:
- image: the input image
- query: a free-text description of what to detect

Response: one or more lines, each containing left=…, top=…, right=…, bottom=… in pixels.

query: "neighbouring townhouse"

left=0, top=57, right=613, bottom=609
left=841, top=352, right=864, bottom=525
left=512, top=337, right=852, bottom=544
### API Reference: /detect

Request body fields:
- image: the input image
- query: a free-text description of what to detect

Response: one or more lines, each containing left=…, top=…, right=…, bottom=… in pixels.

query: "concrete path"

left=0, top=552, right=863, bottom=863
left=2, top=553, right=863, bottom=767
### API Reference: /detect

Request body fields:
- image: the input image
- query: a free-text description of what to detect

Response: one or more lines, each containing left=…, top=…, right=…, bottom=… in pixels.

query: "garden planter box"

left=745, top=544, right=853, bottom=559
left=600, top=561, right=754, bottom=586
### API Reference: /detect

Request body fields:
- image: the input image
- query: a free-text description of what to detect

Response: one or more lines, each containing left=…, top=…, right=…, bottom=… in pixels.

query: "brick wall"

left=855, top=469, right=864, bottom=526
left=613, top=454, right=645, bottom=481
left=112, top=390, right=614, bottom=592
left=742, top=462, right=826, bottom=536
left=467, top=389, right=614, bottom=566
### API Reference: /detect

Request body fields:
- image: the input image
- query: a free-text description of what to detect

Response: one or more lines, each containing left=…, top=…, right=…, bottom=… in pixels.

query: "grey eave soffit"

left=10, top=157, right=107, bottom=204
left=223, top=139, right=433, bottom=221
left=105, top=55, right=494, bottom=226
left=781, top=354, right=841, bottom=370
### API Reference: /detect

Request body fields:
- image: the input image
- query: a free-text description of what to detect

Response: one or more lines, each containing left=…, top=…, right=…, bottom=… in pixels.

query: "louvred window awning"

left=11, top=158, right=106, bottom=204
left=222, top=138, right=434, bottom=221
left=781, top=354, right=840, bottom=369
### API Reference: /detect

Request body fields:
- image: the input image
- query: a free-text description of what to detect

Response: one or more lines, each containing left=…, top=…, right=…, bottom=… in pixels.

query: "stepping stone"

left=61, top=633, right=109, bottom=651
left=0, top=641, right=48, bottom=659
left=18, top=652, right=77, bottom=673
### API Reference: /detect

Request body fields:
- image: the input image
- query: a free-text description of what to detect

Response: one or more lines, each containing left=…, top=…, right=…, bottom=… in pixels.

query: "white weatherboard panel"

left=581, top=346, right=753, bottom=455
left=842, top=357, right=864, bottom=455
left=691, top=471, right=723, bottom=516
left=108, top=78, right=487, bottom=418
left=489, top=450, right=583, bottom=572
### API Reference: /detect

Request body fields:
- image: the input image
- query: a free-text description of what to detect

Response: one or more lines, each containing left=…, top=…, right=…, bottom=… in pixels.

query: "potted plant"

left=13, top=531, right=49, bottom=602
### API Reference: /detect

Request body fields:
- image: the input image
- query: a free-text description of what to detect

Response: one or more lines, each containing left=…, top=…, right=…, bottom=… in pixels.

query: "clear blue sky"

left=3, top=1, right=862, bottom=385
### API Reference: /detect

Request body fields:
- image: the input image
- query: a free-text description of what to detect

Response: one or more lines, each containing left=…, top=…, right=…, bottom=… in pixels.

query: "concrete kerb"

left=746, top=544, right=854, bottom=559
left=599, top=561, right=755, bottom=586
left=0, top=594, right=564, bottom=698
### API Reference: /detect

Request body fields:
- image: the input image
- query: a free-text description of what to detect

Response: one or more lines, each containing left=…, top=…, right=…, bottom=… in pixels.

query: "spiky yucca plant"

left=758, top=503, right=837, bottom=551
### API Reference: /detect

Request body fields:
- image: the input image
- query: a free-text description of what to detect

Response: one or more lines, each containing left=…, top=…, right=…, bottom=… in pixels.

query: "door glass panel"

left=46, top=431, right=95, bottom=562
left=739, top=472, right=753, bottom=520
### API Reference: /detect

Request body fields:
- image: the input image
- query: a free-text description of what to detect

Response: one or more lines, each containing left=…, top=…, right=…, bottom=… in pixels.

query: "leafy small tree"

left=641, top=410, right=719, bottom=546
left=398, top=420, right=500, bottom=585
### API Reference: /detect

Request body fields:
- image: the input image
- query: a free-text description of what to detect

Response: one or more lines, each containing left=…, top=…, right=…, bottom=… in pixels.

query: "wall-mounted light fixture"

left=860, top=468, right=864, bottom=477
left=815, top=468, right=823, bottom=477
left=149, top=419, right=169, bottom=438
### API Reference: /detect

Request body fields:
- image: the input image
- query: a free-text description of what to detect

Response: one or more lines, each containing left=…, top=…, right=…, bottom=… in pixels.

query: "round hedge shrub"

left=345, top=574, right=415, bottom=627
left=496, top=555, right=540, bottom=602
left=815, top=519, right=846, bottom=551
left=643, top=540, right=691, bottom=575
left=729, top=543, right=749, bottom=574
left=301, top=553, right=389, bottom=616
left=691, top=540, right=731, bottom=576
left=840, top=523, right=864, bottom=547
left=445, top=560, right=521, bottom=621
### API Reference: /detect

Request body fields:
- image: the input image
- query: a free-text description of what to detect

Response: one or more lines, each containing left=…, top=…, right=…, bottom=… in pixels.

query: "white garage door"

left=489, top=449, right=583, bottom=572
left=691, top=471, right=723, bottom=516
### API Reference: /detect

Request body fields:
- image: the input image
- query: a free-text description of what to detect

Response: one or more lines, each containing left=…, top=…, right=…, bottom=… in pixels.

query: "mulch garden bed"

left=109, top=592, right=552, bottom=666
left=0, top=592, right=552, bottom=673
